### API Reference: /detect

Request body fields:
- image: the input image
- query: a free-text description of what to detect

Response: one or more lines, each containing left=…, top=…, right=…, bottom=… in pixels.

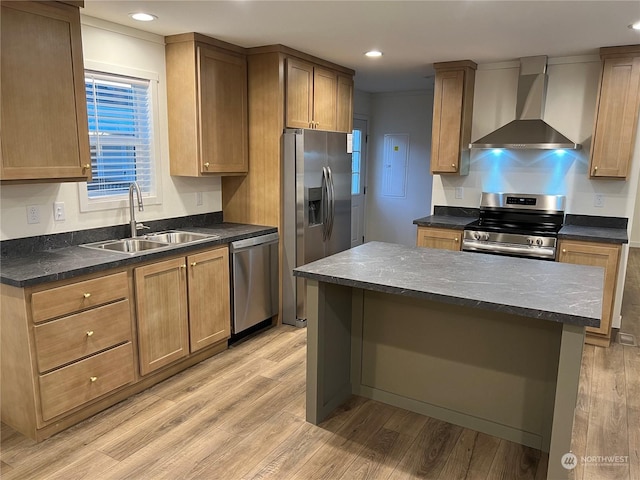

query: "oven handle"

left=462, top=240, right=556, bottom=258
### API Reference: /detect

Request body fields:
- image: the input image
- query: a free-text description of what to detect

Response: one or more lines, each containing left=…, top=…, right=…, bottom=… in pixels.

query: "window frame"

left=78, top=61, right=162, bottom=212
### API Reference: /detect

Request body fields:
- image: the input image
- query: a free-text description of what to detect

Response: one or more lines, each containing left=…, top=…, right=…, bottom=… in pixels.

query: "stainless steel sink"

left=81, top=238, right=170, bottom=254
left=80, top=230, right=220, bottom=255
left=142, top=230, right=219, bottom=244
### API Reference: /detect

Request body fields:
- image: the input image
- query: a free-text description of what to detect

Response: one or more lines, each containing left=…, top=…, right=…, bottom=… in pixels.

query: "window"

left=79, top=65, right=161, bottom=212
left=351, top=128, right=362, bottom=195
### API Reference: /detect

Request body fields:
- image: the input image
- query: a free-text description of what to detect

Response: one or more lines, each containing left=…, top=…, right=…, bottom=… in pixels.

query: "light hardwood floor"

left=1, top=249, right=638, bottom=480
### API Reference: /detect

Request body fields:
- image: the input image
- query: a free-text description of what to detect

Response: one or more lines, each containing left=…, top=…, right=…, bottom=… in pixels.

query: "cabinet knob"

left=83, top=164, right=91, bottom=171
left=83, top=292, right=91, bottom=299
left=203, top=162, right=210, bottom=169
left=451, top=164, right=457, bottom=170
left=180, top=264, right=186, bottom=269
left=562, top=249, right=567, bottom=253
left=190, top=262, right=197, bottom=267
left=593, top=166, right=598, bottom=175
left=454, top=237, right=459, bottom=242
left=90, top=376, right=98, bottom=383
left=86, top=330, right=94, bottom=337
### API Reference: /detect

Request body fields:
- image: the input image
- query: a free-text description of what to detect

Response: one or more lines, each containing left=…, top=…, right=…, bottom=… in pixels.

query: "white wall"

left=365, top=90, right=433, bottom=246
left=431, top=55, right=640, bottom=329
left=0, top=17, right=222, bottom=241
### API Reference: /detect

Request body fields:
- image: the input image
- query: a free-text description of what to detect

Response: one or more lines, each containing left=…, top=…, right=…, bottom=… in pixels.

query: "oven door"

left=462, top=230, right=557, bottom=260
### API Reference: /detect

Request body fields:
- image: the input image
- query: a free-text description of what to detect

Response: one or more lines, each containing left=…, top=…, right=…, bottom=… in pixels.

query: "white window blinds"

left=85, top=71, right=154, bottom=199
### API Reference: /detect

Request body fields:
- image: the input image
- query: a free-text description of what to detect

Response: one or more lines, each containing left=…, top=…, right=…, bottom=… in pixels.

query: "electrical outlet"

left=196, top=192, right=203, bottom=206
left=455, top=187, right=464, bottom=199
left=26, top=205, right=40, bottom=224
left=594, top=194, right=605, bottom=208
left=53, top=201, right=66, bottom=221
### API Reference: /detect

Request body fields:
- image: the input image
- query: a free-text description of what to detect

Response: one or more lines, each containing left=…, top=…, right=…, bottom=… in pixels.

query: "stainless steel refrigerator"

left=282, top=128, right=352, bottom=326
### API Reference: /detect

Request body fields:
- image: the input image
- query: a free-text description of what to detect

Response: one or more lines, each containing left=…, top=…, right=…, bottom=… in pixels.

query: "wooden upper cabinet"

left=430, top=60, right=476, bottom=176
left=286, top=57, right=352, bottom=133
left=0, top=1, right=91, bottom=183
left=337, top=75, right=354, bottom=133
left=166, top=33, right=248, bottom=176
left=286, top=59, right=314, bottom=129
left=589, top=45, right=640, bottom=179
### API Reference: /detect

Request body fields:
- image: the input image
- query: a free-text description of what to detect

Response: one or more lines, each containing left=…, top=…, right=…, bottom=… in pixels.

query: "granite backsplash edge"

left=1, top=211, right=223, bottom=258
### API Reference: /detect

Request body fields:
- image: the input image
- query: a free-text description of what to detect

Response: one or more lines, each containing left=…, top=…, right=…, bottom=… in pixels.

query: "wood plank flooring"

left=2, top=248, right=639, bottom=479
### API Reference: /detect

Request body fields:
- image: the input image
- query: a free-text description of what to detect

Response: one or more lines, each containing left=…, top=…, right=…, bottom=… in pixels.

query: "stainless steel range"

left=462, top=192, right=565, bottom=260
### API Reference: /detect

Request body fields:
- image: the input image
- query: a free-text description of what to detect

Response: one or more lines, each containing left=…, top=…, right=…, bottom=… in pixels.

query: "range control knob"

left=535, top=238, right=544, bottom=246
left=527, top=237, right=534, bottom=246
left=482, top=232, right=490, bottom=241
left=473, top=232, right=481, bottom=240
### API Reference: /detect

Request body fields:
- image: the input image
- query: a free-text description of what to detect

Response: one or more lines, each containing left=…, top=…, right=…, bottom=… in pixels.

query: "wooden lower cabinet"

left=416, top=226, right=462, bottom=251
left=135, top=257, right=190, bottom=375
left=1, top=245, right=232, bottom=441
left=188, top=248, right=231, bottom=352
left=135, top=246, right=231, bottom=375
left=557, top=239, right=621, bottom=346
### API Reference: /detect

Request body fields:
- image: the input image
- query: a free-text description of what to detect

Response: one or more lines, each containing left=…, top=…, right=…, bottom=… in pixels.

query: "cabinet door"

left=187, top=247, right=231, bottom=352
left=286, top=58, right=314, bottom=128
left=198, top=46, right=248, bottom=174
left=135, top=257, right=189, bottom=375
left=557, top=240, right=620, bottom=340
left=0, top=2, right=90, bottom=182
left=589, top=55, right=640, bottom=179
left=416, top=227, right=462, bottom=251
left=431, top=70, right=465, bottom=174
left=336, top=75, right=354, bottom=133
left=313, top=67, right=337, bottom=131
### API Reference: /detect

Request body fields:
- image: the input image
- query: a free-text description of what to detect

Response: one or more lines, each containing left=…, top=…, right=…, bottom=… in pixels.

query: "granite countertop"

left=293, top=241, right=603, bottom=327
left=558, top=214, right=629, bottom=244
left=413, top=206, right=478, bottom=230
left=413, top=215, right=477, bottom=230
left=1, top=223, right=277, bottom=288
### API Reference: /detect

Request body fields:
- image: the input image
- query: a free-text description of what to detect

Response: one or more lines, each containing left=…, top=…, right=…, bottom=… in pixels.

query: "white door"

left=351, top=117, right=368, bottom=247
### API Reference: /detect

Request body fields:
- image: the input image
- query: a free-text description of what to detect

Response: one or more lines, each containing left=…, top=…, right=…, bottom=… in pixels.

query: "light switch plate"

left=455, top=187, right=464, bottom=199
left=53, top=201, right=66, bottom=221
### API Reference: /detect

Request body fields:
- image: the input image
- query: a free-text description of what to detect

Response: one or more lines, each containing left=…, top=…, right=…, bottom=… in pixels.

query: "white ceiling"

left=82, top=1, right=640, bottom=93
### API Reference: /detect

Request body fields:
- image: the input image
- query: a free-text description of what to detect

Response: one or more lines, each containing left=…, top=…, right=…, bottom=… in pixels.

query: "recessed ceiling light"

left=365, top=50, right=383, bottom=58
left=629, top=20, right=640, bottom=30
left=129, top=12, right=157, bottom=22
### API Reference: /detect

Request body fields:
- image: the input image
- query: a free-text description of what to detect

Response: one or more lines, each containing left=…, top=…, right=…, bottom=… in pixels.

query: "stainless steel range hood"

left=470, top=56, right=581, bottom=150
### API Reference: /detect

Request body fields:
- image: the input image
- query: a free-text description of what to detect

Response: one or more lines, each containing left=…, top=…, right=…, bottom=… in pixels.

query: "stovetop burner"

left=462, top=192, right=566, bottom=260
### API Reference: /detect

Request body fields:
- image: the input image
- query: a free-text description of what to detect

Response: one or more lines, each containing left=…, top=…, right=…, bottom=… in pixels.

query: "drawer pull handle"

left=86, top=331, right=94, bottom=337
left=190, top=262, right=197, bottom=267
left=83, top=292, right=91, bottom=299
left=90, top=376, right=98, bottom=383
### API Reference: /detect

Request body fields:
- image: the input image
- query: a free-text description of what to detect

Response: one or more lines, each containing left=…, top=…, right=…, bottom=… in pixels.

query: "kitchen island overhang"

left=293, top=242, right=604, bottom=480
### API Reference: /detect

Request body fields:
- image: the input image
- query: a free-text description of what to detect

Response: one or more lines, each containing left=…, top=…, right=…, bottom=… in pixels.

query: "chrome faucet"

left=128, top=182, right=144, bottom=238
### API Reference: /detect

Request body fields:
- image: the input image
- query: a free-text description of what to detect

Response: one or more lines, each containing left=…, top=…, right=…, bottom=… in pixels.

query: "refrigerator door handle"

left=326, top=166, right=336, bottom=239
left=321, top=167, right=330, bottom=241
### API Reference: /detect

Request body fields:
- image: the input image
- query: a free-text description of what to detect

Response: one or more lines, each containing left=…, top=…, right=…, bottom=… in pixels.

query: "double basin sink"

left=81, top=230, right=220, bottom=254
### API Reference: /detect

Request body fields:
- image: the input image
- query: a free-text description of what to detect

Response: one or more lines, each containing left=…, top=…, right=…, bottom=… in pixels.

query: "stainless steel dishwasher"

left=230, top=232, right=279, bottom=334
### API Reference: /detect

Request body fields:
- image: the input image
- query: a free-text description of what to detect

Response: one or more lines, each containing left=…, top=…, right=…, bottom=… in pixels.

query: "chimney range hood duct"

left=470, top=56, right=581, bottom=150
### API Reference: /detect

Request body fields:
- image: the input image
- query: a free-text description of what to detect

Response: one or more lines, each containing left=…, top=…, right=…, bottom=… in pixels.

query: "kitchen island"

left=293, top=241, right=604, bottom=480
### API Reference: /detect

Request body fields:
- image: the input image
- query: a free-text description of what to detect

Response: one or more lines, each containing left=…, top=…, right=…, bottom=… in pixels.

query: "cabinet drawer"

left=31, top=272, right=128, bottom=323
left=39, top=342, right=134, bottom=421
left=34, top=300, right=132, bottom=372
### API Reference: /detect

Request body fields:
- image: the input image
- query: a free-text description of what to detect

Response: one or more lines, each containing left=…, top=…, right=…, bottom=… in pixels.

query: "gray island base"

left=293, top=242, right=604, bottom=480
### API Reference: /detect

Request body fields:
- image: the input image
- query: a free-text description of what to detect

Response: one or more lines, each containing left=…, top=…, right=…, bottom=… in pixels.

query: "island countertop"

left=293, top=241, right=603, bottom=327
